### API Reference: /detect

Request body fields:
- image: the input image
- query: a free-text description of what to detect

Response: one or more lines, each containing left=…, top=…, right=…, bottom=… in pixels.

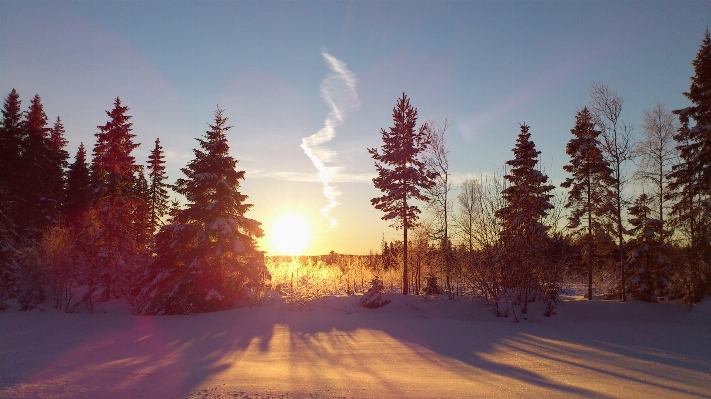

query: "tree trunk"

left=587, top=175, right=593, bottom=301
left=403, top=196, right=409, bottom=295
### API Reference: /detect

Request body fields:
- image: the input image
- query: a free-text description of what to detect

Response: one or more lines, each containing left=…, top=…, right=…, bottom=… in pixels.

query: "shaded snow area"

left=1, top=295, right=710, bottom=399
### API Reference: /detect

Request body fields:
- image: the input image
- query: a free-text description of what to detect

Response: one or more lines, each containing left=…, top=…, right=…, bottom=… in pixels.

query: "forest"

left=1, top=30, right=710, bottom=318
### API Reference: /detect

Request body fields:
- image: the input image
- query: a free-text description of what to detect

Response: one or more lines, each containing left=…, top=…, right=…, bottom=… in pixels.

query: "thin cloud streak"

left=249, top=169, right=375, bottom=183
left=300, top=51, right=359, bottom=229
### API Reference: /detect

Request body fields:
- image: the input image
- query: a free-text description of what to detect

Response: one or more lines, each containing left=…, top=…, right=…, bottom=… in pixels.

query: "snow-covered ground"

left=1, top=294, right=710, bottom=399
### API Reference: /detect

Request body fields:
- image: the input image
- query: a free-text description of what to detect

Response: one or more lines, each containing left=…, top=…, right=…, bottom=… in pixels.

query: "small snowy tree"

left=626, top=194, right=669, bottom=302
left=136, top=107, right=267, bottom=314
left=360, top=277, right=391, bottom=308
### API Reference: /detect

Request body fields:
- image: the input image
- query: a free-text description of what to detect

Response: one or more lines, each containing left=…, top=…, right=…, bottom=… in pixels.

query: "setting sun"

left=269, top=214, right=311, bottom=255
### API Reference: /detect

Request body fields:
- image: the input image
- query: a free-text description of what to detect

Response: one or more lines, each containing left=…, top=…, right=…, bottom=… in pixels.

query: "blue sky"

left=2, top=1, right=710, bottom=254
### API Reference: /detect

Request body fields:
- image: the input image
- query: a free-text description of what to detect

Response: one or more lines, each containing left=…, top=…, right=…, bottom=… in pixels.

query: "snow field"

left=1, top=295, right=710, bottom=398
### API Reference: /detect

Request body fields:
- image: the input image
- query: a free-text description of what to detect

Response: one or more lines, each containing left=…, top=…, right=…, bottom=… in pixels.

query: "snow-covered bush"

left=421, top=274, right=442, bottom=296
left=360, top=278, right=390, bottom=309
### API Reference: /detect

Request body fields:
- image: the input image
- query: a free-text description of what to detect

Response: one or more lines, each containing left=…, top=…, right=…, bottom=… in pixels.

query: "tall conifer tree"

left=48, top=116, right=69, bottom=218
left=137, top=108, right=266, bottom=314
left=369, top=93, right=435, bottom=295
left=668, top=28, right=711, bottom=303
left=495, top=124, right=555, bottom=313
left=64, top=143, right=92, bottom=228
left=561, top=108, right=615, bottom=300
left=0, top=89, right=23, bottom=208
left=147, top=138, right=169, bottom=234
left=0, top=89, right=23, bottom=303
left=20, top=94, right=59, bottom=239
left=87, top=97, right=142, bottom=300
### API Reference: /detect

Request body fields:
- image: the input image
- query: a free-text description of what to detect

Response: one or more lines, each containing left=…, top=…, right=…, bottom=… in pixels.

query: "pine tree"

left=48, top=116, right=69, bottom=218
left=561, top=107, right=615, bottom=300
left=92, top=97, right=140, bottom=199
left=64, top=143, right=92, bottom=228
left=495, top=124, right=555, bottom=314
left=133, top=169, right=151, bottom=250
left=368, top=93, right=435, bottom=295
left=0, top=89, right=23, bottom=305
left=0, top=89, right=23, bottom=211
left=667, top=28, right=711, bottom=303
left=626, top=194, right=669, bottom=302
left=147, top=138, right=170, bottom=234
left=86, top=97, right=142, bottom=301
left=19, top=94, right=61, bottom=240
left=136, top=107, right=266, bottom=314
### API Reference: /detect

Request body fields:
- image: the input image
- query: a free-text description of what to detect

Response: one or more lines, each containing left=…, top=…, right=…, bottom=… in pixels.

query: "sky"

left=1, top=1, right=710, bottom=255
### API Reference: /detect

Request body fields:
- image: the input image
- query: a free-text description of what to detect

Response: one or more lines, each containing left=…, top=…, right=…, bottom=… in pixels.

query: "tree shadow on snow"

left=1, top=296, right=710, bottom=398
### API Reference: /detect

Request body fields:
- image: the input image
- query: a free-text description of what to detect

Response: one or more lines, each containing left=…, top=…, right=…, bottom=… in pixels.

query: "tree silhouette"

left=64, top=143, right=92, bottom=228
left=369, top=93, right=435, bottom=295
left=137, top=107, right=266, bottom=314
left=668, top=27, right=711, bottom=304
left=561, top=107, right=614, bottom=300
left=495, top=124, right=555, bottom=314
left=147, top=138, right=170, bottom=234
left=87, top=97, right=142, bottom=300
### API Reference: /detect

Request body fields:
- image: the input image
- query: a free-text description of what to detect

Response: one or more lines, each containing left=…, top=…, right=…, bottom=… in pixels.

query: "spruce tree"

left=368, top=93, right=435, bottom=295
left=561, top=107, right=615, bottom=300
left=20, top=94, right=60, bottom=240
left=48, top=116, right=69, bottom=218
left=668, top=28, right=711, bottom=303
left=133, top=169, right=151, bottom=250
left=64, top=143, right=92, bottom=228
left=86, top=97, right=142, bottom=300
left=0, top=89, right=23, bottom=210
left=137, top=107, right=266, bottom=314
left=626, top=194, right=669, bottom=302
left=495, top=124, right=555, bottom=311
left=147, top=138, right=170, bottom=234
left=0, top=89, right=23, bottom=304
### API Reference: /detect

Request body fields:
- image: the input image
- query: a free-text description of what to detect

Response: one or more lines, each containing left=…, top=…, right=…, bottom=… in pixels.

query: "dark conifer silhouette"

left=133, top=169, right=151, bottom=250
left=86, top=97, right=142, bottom=300
left=0, top=89, right=23, bottom=302
left=137, top=107, right=266, bottom=314
left=64, top=143, right=92, bottom=228
left=369, top=93, right=435, bottom=295
left=147, top=138, right=170, bottom=234
left=48, top=116, right=69, bottom=218
left=495, top=124, right=555, bottom=314
left=626, top=194, right=669, bottom=302
left=668, top=27, right=711, bottom=304
left=0, top=89, right=23, bottom=215
left=20, top=94, right=63, bottom=239
left=561, top=107, right=615, bottom=300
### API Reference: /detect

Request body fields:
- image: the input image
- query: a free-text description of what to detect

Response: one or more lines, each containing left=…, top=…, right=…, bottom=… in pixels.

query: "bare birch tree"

left=634, top=102, right=678, bottom=224
left=423, top=119, right=454, bottom=295
left=589, top=82, right=635, bottom=302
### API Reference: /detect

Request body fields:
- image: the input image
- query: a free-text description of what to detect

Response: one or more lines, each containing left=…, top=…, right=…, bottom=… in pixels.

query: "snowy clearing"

left=1, top=295, right=710, bottom=399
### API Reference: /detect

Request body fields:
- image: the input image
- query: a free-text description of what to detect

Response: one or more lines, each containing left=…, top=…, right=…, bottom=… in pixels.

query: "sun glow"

left=269, top=214, right=311, bottom=255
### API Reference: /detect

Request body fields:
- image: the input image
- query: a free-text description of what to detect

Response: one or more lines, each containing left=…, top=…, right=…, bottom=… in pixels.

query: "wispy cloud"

left=249, top=169, right=374, bottom=183
left=300, top=51, right=359, bottom=229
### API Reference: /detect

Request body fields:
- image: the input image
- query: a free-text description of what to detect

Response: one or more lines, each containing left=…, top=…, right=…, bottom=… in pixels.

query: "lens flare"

left=269, top=214, right=311, bottom=255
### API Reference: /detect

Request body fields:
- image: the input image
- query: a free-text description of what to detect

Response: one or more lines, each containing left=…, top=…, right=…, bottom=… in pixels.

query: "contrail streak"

left=300, top=51, right=359, bottom=230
